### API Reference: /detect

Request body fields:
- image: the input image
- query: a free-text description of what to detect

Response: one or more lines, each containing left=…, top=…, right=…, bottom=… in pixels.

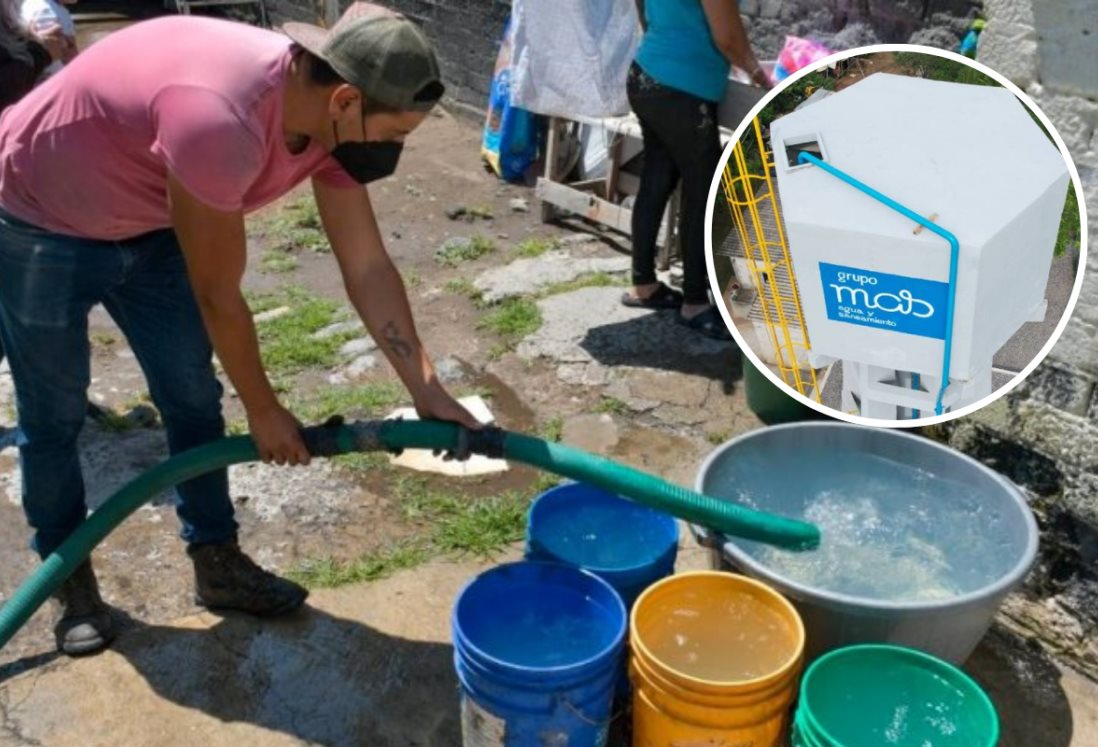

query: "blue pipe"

left=797, top=151, right=958, bottom=415
left=912, top=372, right=921, bottom=419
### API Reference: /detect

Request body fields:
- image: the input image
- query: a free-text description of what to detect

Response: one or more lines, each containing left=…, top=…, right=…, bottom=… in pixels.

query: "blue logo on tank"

left=818, top=262, right=948, bottom=340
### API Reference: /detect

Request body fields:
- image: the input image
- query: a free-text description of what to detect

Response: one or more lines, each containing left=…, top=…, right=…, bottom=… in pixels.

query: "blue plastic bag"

left=481, top=17, right=539, bottom=182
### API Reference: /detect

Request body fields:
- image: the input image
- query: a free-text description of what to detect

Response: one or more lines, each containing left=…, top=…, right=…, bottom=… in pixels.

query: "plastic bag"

left=481, top=17, right=540, bottom=183
left=772, top=36, right=833, bottom=82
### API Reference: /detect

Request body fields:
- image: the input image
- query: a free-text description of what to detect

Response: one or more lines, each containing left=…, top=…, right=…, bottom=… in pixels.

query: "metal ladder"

left=721, top=117, right=820, bottom=402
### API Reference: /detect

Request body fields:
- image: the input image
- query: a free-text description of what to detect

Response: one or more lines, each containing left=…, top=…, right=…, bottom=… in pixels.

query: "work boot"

left=52, top=560, right=115, bottom=657
left=188, top=540, right=308, bottom=616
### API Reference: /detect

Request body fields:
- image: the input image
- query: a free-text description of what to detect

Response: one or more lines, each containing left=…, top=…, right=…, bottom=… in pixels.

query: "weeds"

left=514, top=237, right=557, bottom=258
left=436, top=235, right=496, bottom=266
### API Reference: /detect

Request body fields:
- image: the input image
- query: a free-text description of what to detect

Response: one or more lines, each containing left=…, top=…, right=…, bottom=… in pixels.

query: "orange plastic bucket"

left=630, top=571, right=805, bottom=746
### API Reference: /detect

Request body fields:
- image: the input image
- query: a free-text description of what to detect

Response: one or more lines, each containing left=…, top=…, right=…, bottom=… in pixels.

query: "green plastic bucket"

left=792, top=645, right=999, bottom=746
left=742, top=353, right=823, bottom=425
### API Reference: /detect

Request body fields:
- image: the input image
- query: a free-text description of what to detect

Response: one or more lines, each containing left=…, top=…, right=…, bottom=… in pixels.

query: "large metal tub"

left=694, top=423, right=1039, bottom=664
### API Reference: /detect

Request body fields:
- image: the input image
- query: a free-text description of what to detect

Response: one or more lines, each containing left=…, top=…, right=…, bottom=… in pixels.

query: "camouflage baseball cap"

left=282, top=2, right=444, bottom=111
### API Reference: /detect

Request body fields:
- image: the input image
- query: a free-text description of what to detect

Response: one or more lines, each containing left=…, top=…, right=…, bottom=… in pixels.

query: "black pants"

left=627, top=62, right=722, bottom=306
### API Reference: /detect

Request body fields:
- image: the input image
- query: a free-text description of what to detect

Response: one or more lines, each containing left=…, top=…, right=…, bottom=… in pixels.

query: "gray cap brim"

left=281, top=22, right=330, bottom=59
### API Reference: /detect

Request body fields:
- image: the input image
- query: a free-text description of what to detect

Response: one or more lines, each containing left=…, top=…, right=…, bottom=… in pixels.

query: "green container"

left=742, top=352, right=823, bottom=425
left=792, top=645, right=999, bottom=747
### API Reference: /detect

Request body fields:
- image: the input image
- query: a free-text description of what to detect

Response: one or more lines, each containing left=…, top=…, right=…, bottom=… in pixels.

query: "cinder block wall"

left=266, top=1, right=985, bottom=112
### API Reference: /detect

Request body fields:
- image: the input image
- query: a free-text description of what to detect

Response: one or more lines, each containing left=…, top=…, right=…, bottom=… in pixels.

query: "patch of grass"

left=436, top=235, right=496, bottom=266
left=469, top=204, right=494, bottom=220
left=486, top=342, right=511, bottom=361
left=540, top=272, right=626, bottom=298
left=443, top=277, right=482, bottom=302
left=478, top=297, right=542, bottom=340
left=287, top=542, right=431, bottom=589
left=404, top=270, right=422, bottom=288
left=393, top=477, right=529, bottom=556
left=89, top=393, right=160, bottom=433
left=432, top=492, right=529, bottom=555
left=331, top=451, right=392, bottom=474
left=226, top=418, right=249, bottom=436
left=255, top=196, right=330, bottom=254
left=539, top=416, right=563, bottom=443
left=706, top=430, right=732, bottom=446
left=260, top=249, right=299, bottom=274
left=242, top=288, right=281, bottom=314
left=250, top=286, right=357, bottom=375
left=530, top=472, right=563, bottom=494
left=1055, top=185, right=1081, bottom=258
left=514, top=237, right=557, bottom=258
left=594, top=397, right=629, bottom=416
left=92, top=407, right=138, bottom=433
left=293, top=380, right=405, bottom=423
left=894, top=51, right=997, bottom=87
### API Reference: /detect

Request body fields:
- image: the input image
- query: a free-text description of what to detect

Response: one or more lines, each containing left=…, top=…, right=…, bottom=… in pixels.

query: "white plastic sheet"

left=510, top=0, right=640, bottom=118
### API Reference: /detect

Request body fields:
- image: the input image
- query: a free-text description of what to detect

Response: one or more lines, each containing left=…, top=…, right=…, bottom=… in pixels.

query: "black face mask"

left=331, top=123, right=404, bottom=184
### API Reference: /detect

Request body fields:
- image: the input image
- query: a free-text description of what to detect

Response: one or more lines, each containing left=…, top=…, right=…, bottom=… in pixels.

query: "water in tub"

left=729, top=448, right=1012, bottom=602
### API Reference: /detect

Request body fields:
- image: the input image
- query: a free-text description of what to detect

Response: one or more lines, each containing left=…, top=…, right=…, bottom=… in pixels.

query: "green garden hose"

left=0, top=419, right=819, bottom=651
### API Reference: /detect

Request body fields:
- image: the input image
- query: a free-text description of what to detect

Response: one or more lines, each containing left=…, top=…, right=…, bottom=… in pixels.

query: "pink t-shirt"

left=0, top=16, right=357, bottom=240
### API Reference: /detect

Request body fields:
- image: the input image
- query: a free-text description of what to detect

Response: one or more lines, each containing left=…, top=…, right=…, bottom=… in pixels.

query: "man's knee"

left=151, top=366, right=224, bottom=424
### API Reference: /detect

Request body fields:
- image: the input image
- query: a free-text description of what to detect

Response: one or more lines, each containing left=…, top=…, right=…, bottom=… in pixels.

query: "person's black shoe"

left=189, top=540, right=308, bottom=617
left=52, top=559, right=115, bottom=656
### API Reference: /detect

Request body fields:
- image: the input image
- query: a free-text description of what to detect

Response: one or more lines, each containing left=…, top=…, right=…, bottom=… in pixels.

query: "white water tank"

left=769, top=73, right=1069, bottom=382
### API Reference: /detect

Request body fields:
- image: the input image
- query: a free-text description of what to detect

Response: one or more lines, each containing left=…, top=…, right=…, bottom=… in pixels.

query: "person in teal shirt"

left=623, top=0, right=769, bottom=339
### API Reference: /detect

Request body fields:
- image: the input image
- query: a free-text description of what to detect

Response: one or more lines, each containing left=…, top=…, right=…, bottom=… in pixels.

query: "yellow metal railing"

left=722, top=117, right=820, bottom=401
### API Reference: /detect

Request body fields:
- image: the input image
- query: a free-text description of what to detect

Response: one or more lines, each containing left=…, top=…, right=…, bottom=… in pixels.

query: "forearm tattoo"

left=382, top=321, right=414, bottom=359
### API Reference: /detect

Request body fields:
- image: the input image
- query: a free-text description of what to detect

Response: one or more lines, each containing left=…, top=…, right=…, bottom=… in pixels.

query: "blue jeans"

left=0, top=208, right=238, bottom=557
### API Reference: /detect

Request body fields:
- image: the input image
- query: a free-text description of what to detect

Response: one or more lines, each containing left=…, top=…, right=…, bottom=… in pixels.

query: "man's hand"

left=414, top=383, right=483, bottom=431
left=248, top=404, right=311, bottom=466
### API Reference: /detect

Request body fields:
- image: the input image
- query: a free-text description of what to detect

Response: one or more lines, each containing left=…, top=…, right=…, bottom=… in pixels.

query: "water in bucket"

left=464, top=584, right=618, bottom=668
left=630, top=573, right=805, bottom=746
left=794, top=644, right=999, bottom=746
left=453, top=562, right=626, bottom=746
left=532, top=501, right=672, bottom=570
left=728, top=447, right=1016, bottom=602
left=644, top=585, right=798, bottom=681
left=525, top=483, right=678, bottom=611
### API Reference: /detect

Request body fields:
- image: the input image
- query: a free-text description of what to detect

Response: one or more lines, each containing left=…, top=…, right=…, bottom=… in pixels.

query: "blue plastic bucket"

left=453, top=561, right=628, bottom=746
left=525, top=482, right=679, bottom=609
